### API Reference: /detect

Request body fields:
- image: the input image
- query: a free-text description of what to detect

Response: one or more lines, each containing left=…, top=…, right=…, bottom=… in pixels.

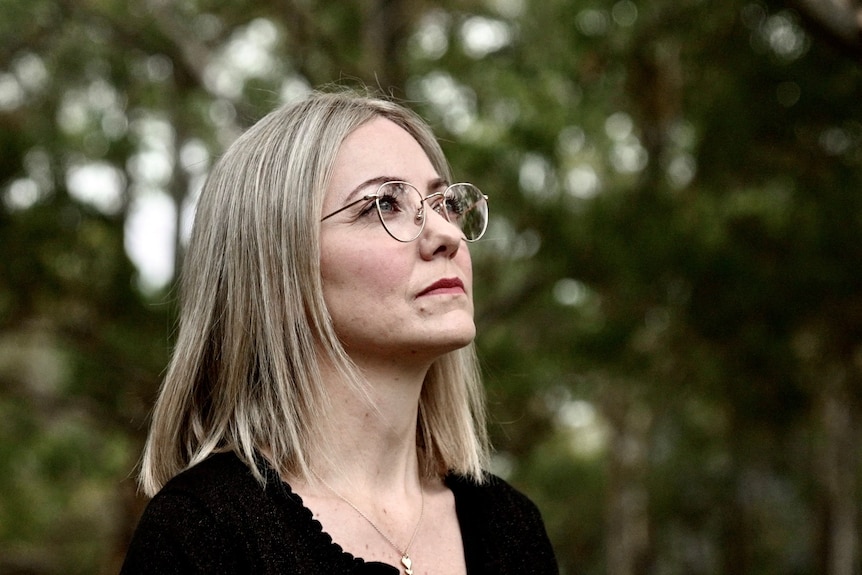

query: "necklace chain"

left=313, top=472, right=424, bottom=575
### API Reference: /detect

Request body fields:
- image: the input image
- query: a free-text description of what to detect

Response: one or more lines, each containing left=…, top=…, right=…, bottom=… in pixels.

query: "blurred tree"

left=790, top=0, right=862, bottom=58
left=1, top=1, right=861, bottom=574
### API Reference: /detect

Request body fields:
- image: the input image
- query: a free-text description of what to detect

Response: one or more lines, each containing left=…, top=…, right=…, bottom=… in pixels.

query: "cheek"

left=320, top=243, right=407, bottom=309
left=319, top=243, right=413, bottom=348
left=456, top=248, right=474, bottom=293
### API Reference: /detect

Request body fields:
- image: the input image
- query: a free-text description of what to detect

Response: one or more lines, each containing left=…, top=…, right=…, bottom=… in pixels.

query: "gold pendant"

left=401, top=554, right=414, bottom=575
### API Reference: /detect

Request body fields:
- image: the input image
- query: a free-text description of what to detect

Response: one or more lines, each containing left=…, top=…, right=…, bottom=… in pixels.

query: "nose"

left=418, top=207, right=462, bottom=259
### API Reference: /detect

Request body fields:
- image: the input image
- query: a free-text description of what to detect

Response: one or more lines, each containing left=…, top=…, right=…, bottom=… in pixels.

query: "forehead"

left=329, top=118, right=439, bottom=186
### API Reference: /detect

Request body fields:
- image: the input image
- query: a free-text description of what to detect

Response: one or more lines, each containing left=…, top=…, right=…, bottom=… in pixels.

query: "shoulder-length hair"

left=139, top=90, right=490, bottom=496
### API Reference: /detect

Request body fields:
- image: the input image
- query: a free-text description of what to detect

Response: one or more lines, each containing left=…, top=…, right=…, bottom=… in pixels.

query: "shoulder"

left=144, top=451, right=308, bottom=534
left=121, top=454, right=254, bottom=573
left=447, top=472, right=543, bottom=522
left=121, top=453, right=303, bottom=574
left=139, top=452, right=278, bottom=529
left=156, top=451, right=265, bottom=504
left=447, top=472, right=559, bottom=574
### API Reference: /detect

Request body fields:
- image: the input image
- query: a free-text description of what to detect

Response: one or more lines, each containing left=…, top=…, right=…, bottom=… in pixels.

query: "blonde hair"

left=139, top=90, right=490, bottom=496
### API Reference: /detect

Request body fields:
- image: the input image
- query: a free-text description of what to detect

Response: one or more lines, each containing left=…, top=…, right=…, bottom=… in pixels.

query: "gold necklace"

left=314, top=473, right=425, bottom=575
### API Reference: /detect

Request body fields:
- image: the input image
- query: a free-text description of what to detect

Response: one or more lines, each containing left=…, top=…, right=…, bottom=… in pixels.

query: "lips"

left=418, top=277, right=465, bottom=297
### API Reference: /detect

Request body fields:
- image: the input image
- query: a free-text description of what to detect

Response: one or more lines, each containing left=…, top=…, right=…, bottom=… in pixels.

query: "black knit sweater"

left=121, top=452, right=558, bottom=574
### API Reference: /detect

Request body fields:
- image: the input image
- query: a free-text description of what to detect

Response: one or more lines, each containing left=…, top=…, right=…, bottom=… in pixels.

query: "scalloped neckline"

left=274, top=474, right=401, bottom=575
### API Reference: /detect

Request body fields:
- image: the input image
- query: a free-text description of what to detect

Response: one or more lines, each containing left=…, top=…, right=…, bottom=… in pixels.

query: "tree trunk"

left=603, top=386, right=652, bottom=575
left=817, top=366, right=858, bottom=575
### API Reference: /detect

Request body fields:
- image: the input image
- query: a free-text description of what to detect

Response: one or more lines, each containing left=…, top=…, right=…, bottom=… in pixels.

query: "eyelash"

left=357, top=199, right=377, bottom=218
left=357, top=191, right=406, bottom=219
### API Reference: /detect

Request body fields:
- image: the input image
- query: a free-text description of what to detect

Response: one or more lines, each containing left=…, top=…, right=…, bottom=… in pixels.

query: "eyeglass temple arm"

left=320, top=195, right=376, bottom=222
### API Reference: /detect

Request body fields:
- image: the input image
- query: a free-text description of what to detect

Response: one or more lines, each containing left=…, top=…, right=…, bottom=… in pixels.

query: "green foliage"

left=2, top=0, right=862, bottom=573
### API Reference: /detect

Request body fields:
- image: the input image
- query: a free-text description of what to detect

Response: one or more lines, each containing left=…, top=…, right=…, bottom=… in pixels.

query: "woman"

left=121, top=90, right=558, bottom=574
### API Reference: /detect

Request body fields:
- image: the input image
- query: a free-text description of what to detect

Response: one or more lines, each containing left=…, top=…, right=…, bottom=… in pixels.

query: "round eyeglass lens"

left=444, top=183, right=488, bottom=241
left=375, top=182, right=424, bottom=242
left=373, top=181, right=488, bottom=242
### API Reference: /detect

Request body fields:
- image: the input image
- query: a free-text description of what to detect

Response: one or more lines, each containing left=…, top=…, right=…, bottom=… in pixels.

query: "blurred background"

left=1, top=0, right=861, bottom=573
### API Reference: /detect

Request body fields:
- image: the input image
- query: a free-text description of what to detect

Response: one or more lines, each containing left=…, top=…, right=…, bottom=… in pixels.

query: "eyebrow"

left=342, top=175, right=449, bottom=203
left=428, top=177, right=449, bottom=192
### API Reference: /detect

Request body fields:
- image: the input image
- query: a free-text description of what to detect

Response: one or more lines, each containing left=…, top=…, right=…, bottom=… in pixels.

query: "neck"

left=311, top=354, right=432, bottom=495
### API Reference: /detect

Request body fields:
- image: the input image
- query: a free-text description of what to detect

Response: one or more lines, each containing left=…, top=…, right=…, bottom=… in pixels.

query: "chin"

left=409, top=339, right=473, bottom=365
left=403, top=322, right=474, bottom=357
left=432, top=325, right=477, bottom=353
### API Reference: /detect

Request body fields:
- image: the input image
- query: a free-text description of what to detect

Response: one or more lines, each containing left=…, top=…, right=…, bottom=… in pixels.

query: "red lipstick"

left=418, top=277, right=465, bottom=297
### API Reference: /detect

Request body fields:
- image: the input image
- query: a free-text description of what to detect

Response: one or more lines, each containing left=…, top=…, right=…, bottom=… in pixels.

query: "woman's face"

left=319, top=117, right=475, bottom=366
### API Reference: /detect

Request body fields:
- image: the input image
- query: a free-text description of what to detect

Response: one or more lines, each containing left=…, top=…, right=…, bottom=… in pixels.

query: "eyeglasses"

left=321, top=181, right=489, bottom=243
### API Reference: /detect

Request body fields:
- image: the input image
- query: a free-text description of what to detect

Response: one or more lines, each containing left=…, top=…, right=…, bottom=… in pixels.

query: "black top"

left=121, top=452, right=558, bottom=574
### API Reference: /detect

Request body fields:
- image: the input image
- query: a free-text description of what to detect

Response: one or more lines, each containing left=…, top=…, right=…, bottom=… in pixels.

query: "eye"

left=377, top=193, right=401, bottom=214
left=444, top=195, right=466, bottom=217
left=375, top=182, right=411, bottom=217
left=356, top=196, right=379, bottom=218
